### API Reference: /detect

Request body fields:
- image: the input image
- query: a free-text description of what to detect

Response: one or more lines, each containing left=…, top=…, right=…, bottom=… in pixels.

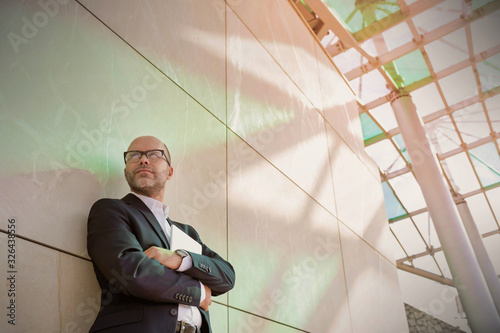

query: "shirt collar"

left=130, top=192, right=169, bottom=218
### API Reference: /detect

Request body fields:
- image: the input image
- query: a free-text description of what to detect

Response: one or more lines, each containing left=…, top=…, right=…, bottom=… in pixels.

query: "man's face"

left=124, top=136, right=173, bottom=198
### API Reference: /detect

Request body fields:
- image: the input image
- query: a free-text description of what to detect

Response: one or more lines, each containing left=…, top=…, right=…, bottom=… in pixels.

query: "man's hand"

left=144, top=246, right=182, bottom=270
left=200, top=284, right=212, bottom=311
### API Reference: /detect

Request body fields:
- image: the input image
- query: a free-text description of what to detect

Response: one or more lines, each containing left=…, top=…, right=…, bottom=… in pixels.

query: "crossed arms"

left=87, top=198, right=235, bottom=309
left=143, top=246, right=212, bottom=310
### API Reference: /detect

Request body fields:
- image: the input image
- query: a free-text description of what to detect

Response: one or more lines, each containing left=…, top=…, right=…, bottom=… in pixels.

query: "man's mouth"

left=135, top=168, right=153, bottom=175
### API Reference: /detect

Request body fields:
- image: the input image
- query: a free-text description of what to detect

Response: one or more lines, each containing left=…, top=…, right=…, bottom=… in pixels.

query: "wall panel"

left=227, top=132, right=351, bottom=331
left=329, top=138, right=394, bottom=259
left=315, top=43, right=366, bottom=158
left=0, top=238, right=100, bottom=332
left=227, top=6, right=336, bottom=213
left=228, top=0, right=322, bottom=109
left=229, top=307, right=305, bottom=333
left=80, top=0, right=227, bottom=123
left=339, top=223, right=408, bottom=332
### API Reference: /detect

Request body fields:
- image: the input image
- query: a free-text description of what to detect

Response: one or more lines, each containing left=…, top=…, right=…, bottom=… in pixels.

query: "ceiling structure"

left=293, top=0, right=500, bottom=328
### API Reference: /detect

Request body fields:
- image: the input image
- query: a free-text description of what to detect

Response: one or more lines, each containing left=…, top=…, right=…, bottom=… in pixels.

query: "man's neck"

left=131, top=190, right=164, bottom=202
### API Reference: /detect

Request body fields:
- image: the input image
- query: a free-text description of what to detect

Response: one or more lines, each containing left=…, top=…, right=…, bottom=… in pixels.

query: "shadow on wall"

left=0, top=169, right=104, bottom=258
left=0, top=169, right=104, bottom=332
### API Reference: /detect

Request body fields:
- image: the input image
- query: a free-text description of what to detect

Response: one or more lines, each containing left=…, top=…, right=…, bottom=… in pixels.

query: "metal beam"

left=301, top=0, right=377, bottom=63
left=363, top=82, right=500, bottom=147
left=389, top=182, right=500, bottom=223
left=327, top=0, right=445, bottom=57
left=335, top=0, right=500, bottom=78
left=396, top=229, right=500, bottom=263
left=438, top=133, right=500, bottom=160
left=397, top=263, right=455, bottom=287
left=348, top=31, right=500, bottom=84
left=382, top=133, right=500, bottom=183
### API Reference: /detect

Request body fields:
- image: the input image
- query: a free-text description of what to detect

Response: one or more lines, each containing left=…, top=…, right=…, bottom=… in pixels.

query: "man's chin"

left=134, top=178, right=154, bottom=188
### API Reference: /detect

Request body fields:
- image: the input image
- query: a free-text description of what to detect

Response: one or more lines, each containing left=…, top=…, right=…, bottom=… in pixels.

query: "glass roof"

left=370, top=101, right=398, bottom=131
left=470, top=142, right=500, bottom=187
left=411, top=0, right=462, bottom=33
left=439, top=67, right=478, bottom=106
left=382, top=21, right=413, bottom=51
left=478, top=53, right=500, bottom=92
left=324, top=0, right=402, bottom=34
left=411, top=83, right=446, bottom=117
left=383, top=49, right=431, bottom=88
left=295, top=0, right=500, bottom=331
left=424, top=28, right=469, bottom=73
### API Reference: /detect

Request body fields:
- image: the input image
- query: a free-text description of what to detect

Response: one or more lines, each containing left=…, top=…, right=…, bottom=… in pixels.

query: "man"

left=87, top=135, right=235, bottom=333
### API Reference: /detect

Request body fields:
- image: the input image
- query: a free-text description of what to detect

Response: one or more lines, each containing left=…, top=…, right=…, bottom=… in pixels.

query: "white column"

left=455, top=195, right=500, bottom=315
left=389, top=90, right=500, bottom=332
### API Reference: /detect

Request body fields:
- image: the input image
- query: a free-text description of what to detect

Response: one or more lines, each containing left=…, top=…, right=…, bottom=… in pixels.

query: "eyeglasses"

left=123, top=150, right=170, bottom=165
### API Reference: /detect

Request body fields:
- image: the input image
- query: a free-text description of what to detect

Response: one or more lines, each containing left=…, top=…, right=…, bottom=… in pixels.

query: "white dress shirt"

left=131, top=192, right=204, bottom=327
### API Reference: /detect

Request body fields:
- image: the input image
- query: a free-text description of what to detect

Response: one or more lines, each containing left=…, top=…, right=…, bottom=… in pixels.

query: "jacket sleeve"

left=87, top=199, right=201, bottom=307
left=175, top=223, right=236, bottom=297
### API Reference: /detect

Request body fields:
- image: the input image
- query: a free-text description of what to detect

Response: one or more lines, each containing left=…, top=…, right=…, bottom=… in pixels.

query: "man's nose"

left=139, top=154, right=150, bottom=164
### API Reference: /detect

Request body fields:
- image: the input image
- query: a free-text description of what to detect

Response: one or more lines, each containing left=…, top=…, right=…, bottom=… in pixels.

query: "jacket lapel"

left=121, top=193, right=170, bottom=249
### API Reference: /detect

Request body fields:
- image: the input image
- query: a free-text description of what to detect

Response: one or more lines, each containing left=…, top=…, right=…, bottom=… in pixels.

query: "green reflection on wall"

left=232, top=243, right=342, bottom=327
left=0, top=0, right=228, bottom=186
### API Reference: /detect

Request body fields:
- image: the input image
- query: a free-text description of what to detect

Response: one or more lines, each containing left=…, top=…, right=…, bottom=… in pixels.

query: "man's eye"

left=148, top=152, right=161, bottom=158
left=130, top=153, right=141, bottom=159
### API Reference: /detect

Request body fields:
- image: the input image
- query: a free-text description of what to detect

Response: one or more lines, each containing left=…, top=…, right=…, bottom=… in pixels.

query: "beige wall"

left=0, top=0, right=408, bottom=332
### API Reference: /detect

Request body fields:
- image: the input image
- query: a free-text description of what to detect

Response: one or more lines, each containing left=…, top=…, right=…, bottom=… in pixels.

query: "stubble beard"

left=125, top=168, right=167, bottom=198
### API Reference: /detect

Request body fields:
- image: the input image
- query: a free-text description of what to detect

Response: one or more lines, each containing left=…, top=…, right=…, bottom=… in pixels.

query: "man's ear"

left=167, top=166, right=174, bottom=180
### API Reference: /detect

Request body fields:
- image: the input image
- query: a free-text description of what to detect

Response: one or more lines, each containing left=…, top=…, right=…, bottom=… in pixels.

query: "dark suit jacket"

left=87, top=193, right=235, bottom=333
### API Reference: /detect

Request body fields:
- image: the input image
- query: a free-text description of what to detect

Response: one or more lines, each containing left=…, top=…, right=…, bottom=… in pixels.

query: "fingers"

left=200, top=299, right=210, bottom=311
left=144, top=246, right=166, bottom=263
left=200, top=285, right=212, bottom=311
left=144, top=247, right=181, bottom=269
left=205, top=285, right=212, bottom=299
left=144, top=246, right=161, bottom=258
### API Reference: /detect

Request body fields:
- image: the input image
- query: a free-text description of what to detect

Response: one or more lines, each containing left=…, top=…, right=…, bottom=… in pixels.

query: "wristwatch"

left=175, top=249, right=189, bottom=259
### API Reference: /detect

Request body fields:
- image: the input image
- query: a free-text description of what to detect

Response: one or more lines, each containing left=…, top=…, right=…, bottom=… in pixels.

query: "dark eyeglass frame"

left=123, top=149, right=170, bottom=165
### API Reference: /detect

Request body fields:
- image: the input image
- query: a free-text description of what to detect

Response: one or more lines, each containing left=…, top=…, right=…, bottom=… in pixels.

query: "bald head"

left=127, top=136, right=171, bottom=166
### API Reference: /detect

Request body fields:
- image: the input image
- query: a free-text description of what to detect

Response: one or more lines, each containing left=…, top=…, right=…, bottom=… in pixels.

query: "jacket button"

left=170, top=308, right=178, bottom=316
